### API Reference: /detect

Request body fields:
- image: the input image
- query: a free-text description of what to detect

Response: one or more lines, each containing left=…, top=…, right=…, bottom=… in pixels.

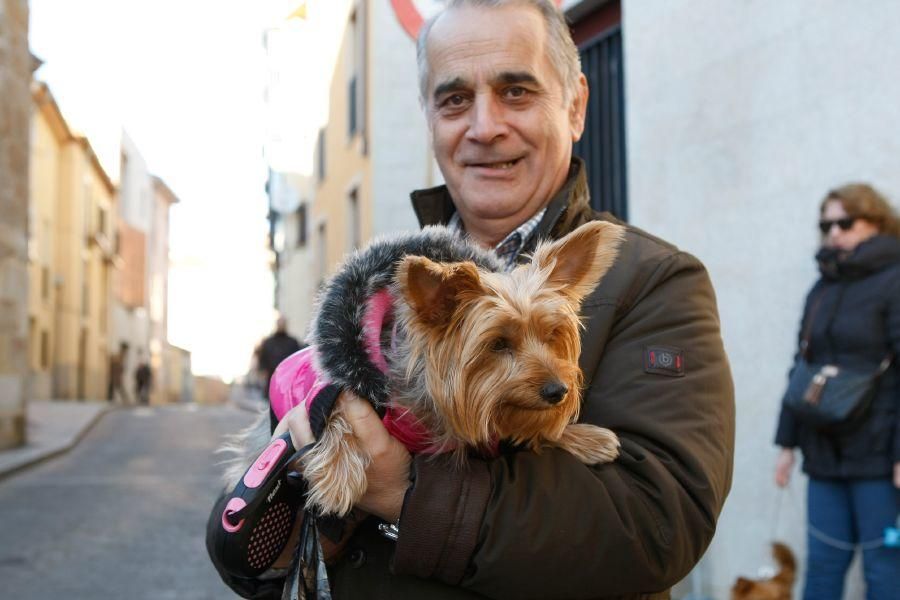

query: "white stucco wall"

left=369, top=0, right=436, bottom=236
left=622, top=1, right=900, bottom=597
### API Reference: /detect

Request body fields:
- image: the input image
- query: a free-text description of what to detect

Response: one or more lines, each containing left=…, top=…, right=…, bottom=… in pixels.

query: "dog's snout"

left=540, top=381, right=568, bottom=404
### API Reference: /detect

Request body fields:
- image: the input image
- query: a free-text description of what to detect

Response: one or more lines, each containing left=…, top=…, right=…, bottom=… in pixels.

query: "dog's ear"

left=531, top=221, right=625, bottom=301
left=397, top=256, right=483, bottom=327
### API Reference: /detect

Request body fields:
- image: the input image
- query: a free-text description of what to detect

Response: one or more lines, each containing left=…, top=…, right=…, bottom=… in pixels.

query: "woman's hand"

left=775, top=447, right=795, bottom=488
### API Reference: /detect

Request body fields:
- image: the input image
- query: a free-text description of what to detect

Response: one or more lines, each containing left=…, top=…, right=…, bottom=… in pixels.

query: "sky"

left=28, top=0, right=299, bottom=381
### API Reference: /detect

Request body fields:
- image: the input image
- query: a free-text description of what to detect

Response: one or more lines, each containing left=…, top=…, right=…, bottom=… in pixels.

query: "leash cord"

left=807, top=522, right=884, bottom=552
left=779, top=485, right=886, bottom=552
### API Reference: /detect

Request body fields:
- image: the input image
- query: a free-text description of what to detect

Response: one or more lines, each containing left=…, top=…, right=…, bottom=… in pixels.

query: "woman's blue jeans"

left=803, top=477, right=900, bottom=600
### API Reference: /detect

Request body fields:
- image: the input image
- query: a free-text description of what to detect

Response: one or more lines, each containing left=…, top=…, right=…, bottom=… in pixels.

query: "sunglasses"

left=818, top=217, right=856, bottom=234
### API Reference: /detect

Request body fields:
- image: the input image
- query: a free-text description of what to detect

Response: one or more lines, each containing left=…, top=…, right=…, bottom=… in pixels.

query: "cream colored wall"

left=312, top=11, right=372, bottom=279
left=49, top=141, right=113, bottom=400
left=27, top=108, right=61, bottom=399
left=84, top=162, right=113, bottom=400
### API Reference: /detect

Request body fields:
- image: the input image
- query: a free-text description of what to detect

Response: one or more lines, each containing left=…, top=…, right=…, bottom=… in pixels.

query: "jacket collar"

left=816, top=235, right=900, bottom=280
left=409, top=157, right=595, bottom=248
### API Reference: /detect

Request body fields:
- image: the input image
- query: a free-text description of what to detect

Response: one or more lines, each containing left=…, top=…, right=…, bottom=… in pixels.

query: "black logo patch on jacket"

left=644, top=346, right=685, bottom=377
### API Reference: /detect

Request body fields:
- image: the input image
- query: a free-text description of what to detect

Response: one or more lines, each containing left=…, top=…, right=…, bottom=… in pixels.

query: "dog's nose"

left=540, top=382, right=568, bottom=404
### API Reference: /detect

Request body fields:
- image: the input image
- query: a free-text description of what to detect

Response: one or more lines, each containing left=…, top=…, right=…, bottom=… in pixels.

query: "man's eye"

left=441, top=94, right=466, bottom=107
left=505, top=86, right=528, bottom=99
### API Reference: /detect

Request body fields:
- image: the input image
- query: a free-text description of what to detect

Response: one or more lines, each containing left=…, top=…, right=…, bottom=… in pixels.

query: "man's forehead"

left=425, top=6, right=548, bottom=90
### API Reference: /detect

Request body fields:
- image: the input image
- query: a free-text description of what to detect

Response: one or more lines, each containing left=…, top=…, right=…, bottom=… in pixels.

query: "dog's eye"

left=491, top=337, right=512, bottom=353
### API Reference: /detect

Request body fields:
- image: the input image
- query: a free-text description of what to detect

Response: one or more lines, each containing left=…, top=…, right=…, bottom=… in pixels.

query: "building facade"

left=113, top=132, right=153, bottom=400
left=267, top=0, right=432, bottom=338
left=0, top=0, right=31, bottom=447
left=566, top=1, right=899, bottom=598
left=149, top=176, right=178, bottom=403
left=113, top=134, right=178, bottom=403
left=29, top=82, right=117, bottom=401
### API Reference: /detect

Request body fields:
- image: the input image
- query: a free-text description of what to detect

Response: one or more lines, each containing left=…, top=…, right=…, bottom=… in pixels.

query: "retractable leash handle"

left=212, top=432, right=313, bottom=578
left=885, top=515, right=900, bottom=549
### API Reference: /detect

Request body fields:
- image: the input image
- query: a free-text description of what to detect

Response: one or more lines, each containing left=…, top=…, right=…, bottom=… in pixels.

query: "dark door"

left=573, top=24, right=628, bottom=220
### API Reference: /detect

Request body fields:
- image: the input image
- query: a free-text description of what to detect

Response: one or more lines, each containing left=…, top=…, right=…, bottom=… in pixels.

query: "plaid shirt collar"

left=448, top=207, right=547, bottom=271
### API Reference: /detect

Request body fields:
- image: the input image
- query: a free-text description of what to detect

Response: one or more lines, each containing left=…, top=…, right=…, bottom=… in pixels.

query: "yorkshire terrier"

left=226, top=221, right=625, bottom=517
left=731, top=542, right=796, bottom=600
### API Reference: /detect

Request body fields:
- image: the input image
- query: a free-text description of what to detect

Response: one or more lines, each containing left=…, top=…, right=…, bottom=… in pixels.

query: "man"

left=134, top=350, right=152, bottom=406
left=219, top=1, right=734, bottom=597
left=107, top=342, right=129, bottom=404
left=256, top=316, right=304, bottom=423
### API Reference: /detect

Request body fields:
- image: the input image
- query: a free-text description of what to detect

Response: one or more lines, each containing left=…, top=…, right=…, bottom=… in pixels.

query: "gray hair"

left=416, top=0, right=581, bottom=105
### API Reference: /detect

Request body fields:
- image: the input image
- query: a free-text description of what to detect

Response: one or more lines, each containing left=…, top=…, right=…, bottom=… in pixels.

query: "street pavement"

left=0, top=400, right=261, bottom=599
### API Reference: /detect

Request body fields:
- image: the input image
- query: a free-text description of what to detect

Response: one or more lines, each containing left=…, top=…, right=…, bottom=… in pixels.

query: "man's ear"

left=569, top=73, right=589, bottom=142
left=531, top=221, right=625, bottom=302
left=397, top=256, right=484, bottom=327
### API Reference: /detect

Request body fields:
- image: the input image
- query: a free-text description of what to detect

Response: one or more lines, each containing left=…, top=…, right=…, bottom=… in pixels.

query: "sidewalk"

left=0, top=400, right=115, bottom=480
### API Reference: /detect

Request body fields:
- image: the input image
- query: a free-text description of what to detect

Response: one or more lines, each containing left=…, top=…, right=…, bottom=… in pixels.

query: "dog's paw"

left=302, top=413, right=370, bottom=517
left=556, top=423, right=620, bottom=465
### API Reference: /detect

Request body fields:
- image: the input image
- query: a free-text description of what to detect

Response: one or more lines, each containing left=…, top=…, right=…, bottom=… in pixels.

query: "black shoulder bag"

left=782, top=292, right=893, bottom=431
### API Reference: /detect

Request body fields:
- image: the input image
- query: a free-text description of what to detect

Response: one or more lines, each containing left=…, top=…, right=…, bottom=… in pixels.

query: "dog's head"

left=394, top=221, right=624, bottom=452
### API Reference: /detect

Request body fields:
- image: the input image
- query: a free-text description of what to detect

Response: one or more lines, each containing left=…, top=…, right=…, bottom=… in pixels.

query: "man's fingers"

left=272, top=404, right=315, bottom=449
left=339, top=392, right=398, bottom=458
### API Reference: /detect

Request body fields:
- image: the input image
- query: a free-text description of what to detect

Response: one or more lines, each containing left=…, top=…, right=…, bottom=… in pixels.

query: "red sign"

left=391, top=0, right=564, bottom=40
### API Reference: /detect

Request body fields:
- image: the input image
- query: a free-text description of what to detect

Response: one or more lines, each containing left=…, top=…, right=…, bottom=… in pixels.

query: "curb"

left=0, top=405, right=119, bottom=482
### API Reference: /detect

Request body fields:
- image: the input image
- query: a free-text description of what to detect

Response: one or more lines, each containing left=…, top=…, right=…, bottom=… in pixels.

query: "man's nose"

left=465, top=94, right=508, bottom=144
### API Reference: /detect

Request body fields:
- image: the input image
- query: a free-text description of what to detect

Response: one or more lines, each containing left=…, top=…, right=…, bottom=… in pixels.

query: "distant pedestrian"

left=107, top=342, right=130, bottom=404
left=774, top=183, right=900, bottom=600
left=135, top=351, right=153, bottom=406
left=256, top=316, right=304, bottom=426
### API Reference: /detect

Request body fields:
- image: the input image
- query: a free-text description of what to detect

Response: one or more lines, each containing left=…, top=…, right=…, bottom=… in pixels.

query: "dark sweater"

left=775, top=235, right=900, bottom=478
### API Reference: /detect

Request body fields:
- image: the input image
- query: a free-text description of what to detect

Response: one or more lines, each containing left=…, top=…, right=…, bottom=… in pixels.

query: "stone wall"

left=0, top=0, right=30, bottom=448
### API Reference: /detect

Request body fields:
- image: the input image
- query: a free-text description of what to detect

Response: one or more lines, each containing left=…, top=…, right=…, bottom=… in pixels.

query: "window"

left=348, top=75, right=358, bottom=137
left=296, top=204, right=307, bottom=248
left=83, top=178, right=93, bottom=242
left=41, top=266, right=49, bottom=301
left=98, top=207, right=107, bottom=237
left=316, top=222, right=327, bottom=288
left=347, top=9, right=358, bottom=137
left=347, top=188, right=361, bottom=251
left=40, top=329, right=50, bottom=369
left=316, top=128, right=326, bottom=182
left=82, top=259, right=90, bottom=317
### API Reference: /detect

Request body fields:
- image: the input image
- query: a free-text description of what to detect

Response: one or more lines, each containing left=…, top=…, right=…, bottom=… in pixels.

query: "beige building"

left=113, top=134, right=179, bottom=404
left=148, top=176, right=178, bottom=403
left=0, top=0, right=32, bottom=447
left=269, top=0, right=428, bottom=337
left=29, top=82, right=117, bottom=401
left=310, top=2, right=372, bottom=284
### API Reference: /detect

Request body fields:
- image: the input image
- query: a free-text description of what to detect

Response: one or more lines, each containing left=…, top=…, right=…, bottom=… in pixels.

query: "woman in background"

left=774, top=183, right=900, bottom=600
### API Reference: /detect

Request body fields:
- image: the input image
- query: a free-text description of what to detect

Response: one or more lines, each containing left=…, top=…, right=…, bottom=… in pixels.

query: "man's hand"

left=274, top=391, right=412, bottom=523
left=894, top=461, right=900, bottom=489
left=774, top=447, right=794, bottom=488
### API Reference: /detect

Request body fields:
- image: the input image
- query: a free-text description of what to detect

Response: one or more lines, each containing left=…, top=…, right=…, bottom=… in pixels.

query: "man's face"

left=423, top=5, right=588, bottom=242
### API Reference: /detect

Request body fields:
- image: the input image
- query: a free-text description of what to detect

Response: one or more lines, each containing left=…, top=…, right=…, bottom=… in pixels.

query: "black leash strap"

left=281, top=384, right=342, bottom=600
left=281, top=509, right=333, bottom=600
left=308, top=384, right=341, bottom=440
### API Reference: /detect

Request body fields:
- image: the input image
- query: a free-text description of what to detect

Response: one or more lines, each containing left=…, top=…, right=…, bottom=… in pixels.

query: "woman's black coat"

left=775, top=235, right=900, bottom=479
